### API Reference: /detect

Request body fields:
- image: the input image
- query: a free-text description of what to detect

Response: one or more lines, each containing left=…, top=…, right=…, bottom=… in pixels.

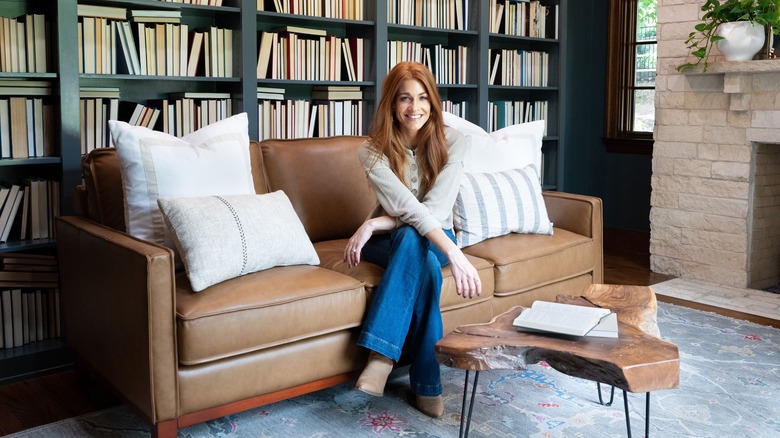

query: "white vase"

left=715, top=21, right=766, bottom=61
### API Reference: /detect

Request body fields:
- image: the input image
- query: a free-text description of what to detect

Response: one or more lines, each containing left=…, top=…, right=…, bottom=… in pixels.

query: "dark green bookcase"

left=0, top=0, right=567, bottom=383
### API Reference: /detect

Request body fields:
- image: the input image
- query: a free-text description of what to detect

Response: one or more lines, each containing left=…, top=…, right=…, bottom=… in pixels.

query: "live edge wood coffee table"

left=435, top=284, right=680, bottom=438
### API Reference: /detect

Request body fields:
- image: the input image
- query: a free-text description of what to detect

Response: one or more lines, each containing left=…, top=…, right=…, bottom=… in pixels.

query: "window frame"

left=604, top=0, right=655, bottom=155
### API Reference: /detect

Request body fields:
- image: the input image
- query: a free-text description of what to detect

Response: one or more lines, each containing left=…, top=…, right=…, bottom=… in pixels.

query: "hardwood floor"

left=0, top=249, right=774, bottom=436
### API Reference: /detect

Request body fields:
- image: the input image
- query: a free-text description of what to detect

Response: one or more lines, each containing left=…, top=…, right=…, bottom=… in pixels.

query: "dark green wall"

left=562, top=0, right=653, bottom=233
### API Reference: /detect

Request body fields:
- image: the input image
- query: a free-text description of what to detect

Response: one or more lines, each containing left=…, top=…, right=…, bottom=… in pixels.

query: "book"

left=0, top=187, right=24, bottom=242
left=77, top=4, right=127, bottom=20
left=271, top=26, right=326, bottom=37
left=1, top=289, right=12, bottom=347
left=256, top=31, right=273, bottom=79
left=512, top=301, right=617, bottom=337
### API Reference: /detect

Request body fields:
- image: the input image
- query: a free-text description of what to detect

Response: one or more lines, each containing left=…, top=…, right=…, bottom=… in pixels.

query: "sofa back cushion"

left=260, top=136, right=376, bottom=243
left=80, top=141, right=269, bottom=230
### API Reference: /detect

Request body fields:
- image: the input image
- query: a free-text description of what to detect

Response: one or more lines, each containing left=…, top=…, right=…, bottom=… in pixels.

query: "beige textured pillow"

left=158, top=191, right=320, bottom=292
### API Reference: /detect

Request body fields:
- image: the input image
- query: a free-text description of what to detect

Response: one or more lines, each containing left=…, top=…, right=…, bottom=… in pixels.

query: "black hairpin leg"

left=622, top=390, right=651, bottom=438
left=459, top=370, right=480, bottom=438
left=597, top=382, right=616, bottom=406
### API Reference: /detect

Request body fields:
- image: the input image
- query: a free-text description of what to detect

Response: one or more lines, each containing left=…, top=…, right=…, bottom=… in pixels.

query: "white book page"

left=513, top=301, right=612, bottom=336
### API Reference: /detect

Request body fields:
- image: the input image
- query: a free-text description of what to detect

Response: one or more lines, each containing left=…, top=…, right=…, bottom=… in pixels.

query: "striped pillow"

left=453, top=165, right=553, bottom=248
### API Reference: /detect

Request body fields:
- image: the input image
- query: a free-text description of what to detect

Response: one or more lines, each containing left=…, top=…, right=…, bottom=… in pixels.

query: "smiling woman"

left=343, top=61, right=482, bottom=419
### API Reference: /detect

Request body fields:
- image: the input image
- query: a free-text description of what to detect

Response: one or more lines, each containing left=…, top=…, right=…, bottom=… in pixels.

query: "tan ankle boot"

left=355, top=351, right=393, bottom=397
left=416, top=395, right=445, bottom=418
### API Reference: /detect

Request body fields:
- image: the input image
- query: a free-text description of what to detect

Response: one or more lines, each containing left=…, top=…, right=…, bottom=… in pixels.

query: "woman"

left=343, top=61, right=482, bottom=418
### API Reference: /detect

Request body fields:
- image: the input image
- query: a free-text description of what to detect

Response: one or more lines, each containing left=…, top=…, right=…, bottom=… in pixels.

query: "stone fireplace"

left=652, top=59, right=780, bottom=289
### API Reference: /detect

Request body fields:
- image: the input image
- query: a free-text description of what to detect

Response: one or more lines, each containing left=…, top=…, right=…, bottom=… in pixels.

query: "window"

left=605, top=0, right=657, bottom=154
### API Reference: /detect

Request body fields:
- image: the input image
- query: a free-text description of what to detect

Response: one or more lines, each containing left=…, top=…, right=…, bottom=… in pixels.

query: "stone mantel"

left=680, top=60, right=780, bottom=144
left=682, top=59, right=780, bottom=75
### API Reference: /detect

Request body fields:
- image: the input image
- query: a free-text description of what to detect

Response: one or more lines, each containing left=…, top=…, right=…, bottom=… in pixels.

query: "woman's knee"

left=392, top=225, right=425, bottom=248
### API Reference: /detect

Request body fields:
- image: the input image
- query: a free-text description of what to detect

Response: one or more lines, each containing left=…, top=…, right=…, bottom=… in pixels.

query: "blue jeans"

left=357, top=225, right=455, bottom=397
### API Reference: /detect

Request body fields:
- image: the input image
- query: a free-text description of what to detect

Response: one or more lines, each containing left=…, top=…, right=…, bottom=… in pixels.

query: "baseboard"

left=604, top=227, right=650, bottom=255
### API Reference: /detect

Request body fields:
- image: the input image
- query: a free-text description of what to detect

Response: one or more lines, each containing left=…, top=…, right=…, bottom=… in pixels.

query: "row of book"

left=0, top=81, right=57, bottom=160
left=78, top=5, right=231, bottom=77
left=0, top=253, right=61, bottom=349
left=80, top=90, right=235, bottom=152
left=489, top=48, right=549, bottom=87
left=257, top=29, right=364, bottom=82
left=258, top=99, right=364, bottom=140
left=0, top=13, right=48, bottom=73
left=388, top=41, right=468, bottom=85
left=488, top=100, right=549, bottom=135
left=258, top=0, right=364, bottom=20
left=0, top=180, right=58, bottom=244
left=442, top=100, right=467, bottom=119
left=388, top=0, right=469, bottom=31
left=490, top=0, right=558, bottom=39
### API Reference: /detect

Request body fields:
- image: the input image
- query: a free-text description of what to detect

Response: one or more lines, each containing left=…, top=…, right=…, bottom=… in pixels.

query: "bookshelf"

left=0, top=0, right=568, bottom=381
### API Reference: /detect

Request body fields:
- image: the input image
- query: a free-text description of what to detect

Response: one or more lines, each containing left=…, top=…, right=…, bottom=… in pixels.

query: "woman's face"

left=393, top=79, right=430, bottom=146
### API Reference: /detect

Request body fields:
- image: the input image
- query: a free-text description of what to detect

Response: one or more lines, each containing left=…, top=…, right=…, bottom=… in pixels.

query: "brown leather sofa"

left=56, top=136, right=603, bottom=437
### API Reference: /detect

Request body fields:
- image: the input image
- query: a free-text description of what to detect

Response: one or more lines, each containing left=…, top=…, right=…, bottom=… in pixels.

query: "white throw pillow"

left=453, top=165, right=553, bottom=248
left=109, top=113, right=255, bottom=249
left=442, top=111, right=545, bottom=176
left=158, top=191, right=320, bottom=292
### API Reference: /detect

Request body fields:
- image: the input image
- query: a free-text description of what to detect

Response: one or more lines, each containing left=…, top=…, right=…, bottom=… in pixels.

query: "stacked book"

left=0, top=80, right=56, bottom=160
left=257, top=28, right=364, bottom=81
left=160, top=0, right=224, bottom=5
left=0, top=253, right=61, bottom=349
left=259, top=0, right=363, bottom=20
left=257, top=86, right=363, bottom=141
left=512, top=301, right=618, bottom=338
left=0, top=13, right=48, bottom=73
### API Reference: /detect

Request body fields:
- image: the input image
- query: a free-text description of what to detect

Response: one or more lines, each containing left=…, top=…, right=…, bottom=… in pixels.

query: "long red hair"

left=367, top=62, right=448, bottom=194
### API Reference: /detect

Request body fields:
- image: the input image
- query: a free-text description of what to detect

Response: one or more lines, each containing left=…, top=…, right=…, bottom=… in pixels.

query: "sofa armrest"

left=543, top=191, right=604, bottom=283
left=56, top=216, right=178, bottom=424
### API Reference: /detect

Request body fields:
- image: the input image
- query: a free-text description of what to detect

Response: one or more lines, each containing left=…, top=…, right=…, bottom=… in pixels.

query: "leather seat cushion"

left=314, top=239, right=495, bottom=311
left=463, top=227, right=595, bottom=296
left=175, top=265, right=365, bottom=366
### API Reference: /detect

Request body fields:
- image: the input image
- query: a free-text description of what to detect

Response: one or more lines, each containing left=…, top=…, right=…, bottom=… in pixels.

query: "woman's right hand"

left=343, top=221, right=373, bottom=268
left=343, top=216, right=396, bottom=268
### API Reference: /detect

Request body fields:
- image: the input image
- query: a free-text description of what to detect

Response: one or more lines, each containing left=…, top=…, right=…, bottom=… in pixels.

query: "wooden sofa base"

left=153, top=372, right=358, bottom=438
left=76, top=357, right=358, bottom=438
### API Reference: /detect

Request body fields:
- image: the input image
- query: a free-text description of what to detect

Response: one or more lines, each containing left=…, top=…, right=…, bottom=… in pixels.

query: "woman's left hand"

left=447, top=249, right=482, bottom=299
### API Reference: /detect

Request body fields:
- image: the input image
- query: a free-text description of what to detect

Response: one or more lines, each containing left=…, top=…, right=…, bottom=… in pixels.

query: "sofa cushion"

left=454, top=165, right=553, bottom=248
left=442, top=111, right=545, bottom=174
left=314, top=239, right=495, bottom=313
left=158, top=192, right=320, bottom=292
left=260, top=136, right=376, bottom=243
left=175, top=265, right=365, bottom=366
left=463, top=227, right=595, bottom=296
left=109, top=113, right=255, bottom=249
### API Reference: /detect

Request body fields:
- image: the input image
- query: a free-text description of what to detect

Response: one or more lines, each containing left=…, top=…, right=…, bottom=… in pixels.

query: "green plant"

left=677, top=0, right=780, bottom=72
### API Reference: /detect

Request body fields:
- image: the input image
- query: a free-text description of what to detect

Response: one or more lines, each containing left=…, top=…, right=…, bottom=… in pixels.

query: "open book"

left=512, top=301, right=618, bottom=338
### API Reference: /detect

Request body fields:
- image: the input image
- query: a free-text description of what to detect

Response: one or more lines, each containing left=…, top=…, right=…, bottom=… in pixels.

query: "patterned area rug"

left=9, top=302, right=780, bottom=437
